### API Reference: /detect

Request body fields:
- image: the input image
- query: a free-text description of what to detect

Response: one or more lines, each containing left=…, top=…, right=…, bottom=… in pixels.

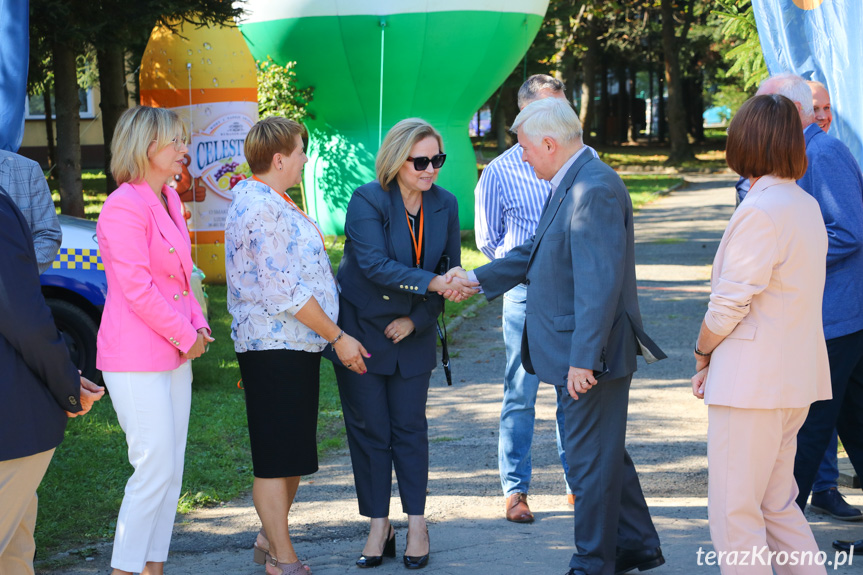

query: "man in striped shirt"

left=474, top=75, right=598, bottom=523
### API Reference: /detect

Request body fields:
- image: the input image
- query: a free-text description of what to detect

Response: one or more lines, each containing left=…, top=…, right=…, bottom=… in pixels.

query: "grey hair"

left=517, top=74, right=565, bottom=109
left=759, top=73, right=815, bottom=118
left=511, top=96, right=582, bottom=146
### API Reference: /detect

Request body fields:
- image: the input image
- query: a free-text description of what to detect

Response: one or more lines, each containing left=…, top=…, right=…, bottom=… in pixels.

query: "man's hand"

left=691, top=366, right=708, bottom=399
left=566, top=366, right=597, bottom=400
left=429, top=270, right=479, bottom=302
left=67, top=376, right=105, bottom=418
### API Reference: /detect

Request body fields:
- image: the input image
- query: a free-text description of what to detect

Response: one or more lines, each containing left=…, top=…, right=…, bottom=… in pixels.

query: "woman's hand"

left=385, top=317, right=415, bottom=344
left=429, top=271, right=479, bottom=302
left=694, top=353, right=710, bottom=374
left=182, top=330, right=214, bottom=360
left=334, top=333, right=371, bottom=374
left=691, top=366, right=709, bottom=399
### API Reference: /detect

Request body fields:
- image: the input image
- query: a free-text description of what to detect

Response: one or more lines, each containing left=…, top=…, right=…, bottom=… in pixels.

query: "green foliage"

left=256, top=57, right=315, bottom=122
left=714, top=0, right=768, bottom=91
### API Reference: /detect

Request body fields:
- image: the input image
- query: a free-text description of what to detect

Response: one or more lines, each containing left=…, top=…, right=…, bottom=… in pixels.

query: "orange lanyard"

left=253, top=176, right=326, bottom=250
left=405, top=201, right=424, bottom=268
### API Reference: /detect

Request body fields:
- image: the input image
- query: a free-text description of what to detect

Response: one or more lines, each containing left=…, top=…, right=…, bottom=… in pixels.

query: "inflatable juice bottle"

left=141, top=20, right=258, bottom=283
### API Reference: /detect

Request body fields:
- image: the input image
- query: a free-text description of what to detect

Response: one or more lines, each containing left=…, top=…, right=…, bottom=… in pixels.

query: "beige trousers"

left=0, top=449, right=55, bottom=575
left=708, top=405, right=826, bottom=575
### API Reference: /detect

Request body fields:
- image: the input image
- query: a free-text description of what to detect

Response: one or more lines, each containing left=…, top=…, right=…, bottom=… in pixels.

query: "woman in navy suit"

left=334, top=119, right=471, bottom=569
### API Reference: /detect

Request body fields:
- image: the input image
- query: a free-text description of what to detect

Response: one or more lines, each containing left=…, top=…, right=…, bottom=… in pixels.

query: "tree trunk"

left=491, top=86, right=513, bottom=151
left=627, top=66, right=638, bottom=144
left=658, top=67, right=666, bottom=143
left=579, top=17, right=599, bottom=144
left=660, top=0, right=694, bottom=163
left=52, top=41, right=85, bottom=217
left=597, top=52, right=609, bottom=145
left=647, top=67, right=654, bottom=144
left=616, top=63, right=628, bottom=145
left=42, top=91, right=56, bottom=172
left=97, top=46, right=128, bottom=194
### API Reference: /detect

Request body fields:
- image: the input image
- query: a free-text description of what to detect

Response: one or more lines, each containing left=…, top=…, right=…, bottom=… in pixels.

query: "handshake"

left=428, top=266, right=480, bottom=303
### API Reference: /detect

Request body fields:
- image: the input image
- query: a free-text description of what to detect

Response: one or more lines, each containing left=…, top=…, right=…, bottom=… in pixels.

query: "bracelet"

left=694, top=344, right=711, bottom=357
left=329, top=330, right=345, bottom=349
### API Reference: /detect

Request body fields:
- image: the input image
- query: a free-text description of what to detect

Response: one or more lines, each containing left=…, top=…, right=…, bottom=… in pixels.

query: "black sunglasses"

left=406, top=153, right=446, bottom=171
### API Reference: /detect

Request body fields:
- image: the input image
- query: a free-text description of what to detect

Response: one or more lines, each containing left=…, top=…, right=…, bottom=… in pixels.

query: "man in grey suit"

left=451, top=97, right=666, bottom=575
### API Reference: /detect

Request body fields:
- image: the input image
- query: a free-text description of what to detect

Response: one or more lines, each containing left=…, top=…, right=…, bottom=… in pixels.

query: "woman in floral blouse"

left=225, top=117, right=368, bottom=575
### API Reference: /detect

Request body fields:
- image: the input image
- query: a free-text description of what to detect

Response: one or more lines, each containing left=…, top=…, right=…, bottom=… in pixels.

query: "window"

left=25, top=88, right=95, bottom=120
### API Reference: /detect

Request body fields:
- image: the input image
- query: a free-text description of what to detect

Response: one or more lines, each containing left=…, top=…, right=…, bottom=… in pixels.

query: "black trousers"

left=336, top=366, right=430, bottom=518
left=794, top=328, right=863, bottom=509
left=561, top=375, right=660, bottom=575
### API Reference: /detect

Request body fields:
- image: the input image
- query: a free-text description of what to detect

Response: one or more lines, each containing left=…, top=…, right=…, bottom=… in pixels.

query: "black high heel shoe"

left=356, top=526, right=396, bottom=568
left=403, top=529, right=429, bottom=570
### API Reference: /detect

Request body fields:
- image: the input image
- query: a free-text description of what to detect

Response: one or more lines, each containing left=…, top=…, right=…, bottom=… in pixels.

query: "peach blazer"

left=703, top=175, right=831, bottom=409
left=96, top=182, right=209, bottom=372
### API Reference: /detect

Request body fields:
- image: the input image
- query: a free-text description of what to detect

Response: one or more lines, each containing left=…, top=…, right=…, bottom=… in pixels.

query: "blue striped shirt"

left=474, top=143, right=598, bottom=260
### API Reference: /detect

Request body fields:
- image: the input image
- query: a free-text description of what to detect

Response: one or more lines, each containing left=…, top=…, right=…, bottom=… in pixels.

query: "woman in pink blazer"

left=97, top=106, right=212, bottom=575
left=691, top=95, right=832, bottom=574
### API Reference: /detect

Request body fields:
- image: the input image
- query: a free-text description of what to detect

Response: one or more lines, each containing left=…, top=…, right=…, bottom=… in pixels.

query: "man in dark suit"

left=450, top=97, right=666, bottom=575
left=0, top=190, right=103, bottom=575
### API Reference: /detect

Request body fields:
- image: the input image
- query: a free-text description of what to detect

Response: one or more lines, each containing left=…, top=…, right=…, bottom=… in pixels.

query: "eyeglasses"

left=152, top=137, right=188, bottom=151
left=406, top=154, right=446, bottom=171
left=170, top=137, right=188, bottom=151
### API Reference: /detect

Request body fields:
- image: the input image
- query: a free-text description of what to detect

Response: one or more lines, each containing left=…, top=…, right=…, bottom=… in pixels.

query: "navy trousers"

left=561, top=374, right=660, bottom=575
left=336, top=366, right=431, bottom=518
left=793, top=328, right=863, bottom=510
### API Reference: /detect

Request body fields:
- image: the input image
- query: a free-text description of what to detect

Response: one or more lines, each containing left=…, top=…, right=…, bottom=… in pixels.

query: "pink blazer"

left=96, top=182, right=209, bottom=372
left=703, top=175, right=832, bottom=409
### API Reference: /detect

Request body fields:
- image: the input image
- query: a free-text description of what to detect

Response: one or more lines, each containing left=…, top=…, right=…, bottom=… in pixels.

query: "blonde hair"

left=376, top=118, right=443, bottom=191
left=111, top=106, right=186, bottom=184
left=245, top=117, right=308, bottom=175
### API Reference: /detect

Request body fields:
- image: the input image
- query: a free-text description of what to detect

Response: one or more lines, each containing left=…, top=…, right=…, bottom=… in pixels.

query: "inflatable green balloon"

left=240, top=1, right=549, bottom=234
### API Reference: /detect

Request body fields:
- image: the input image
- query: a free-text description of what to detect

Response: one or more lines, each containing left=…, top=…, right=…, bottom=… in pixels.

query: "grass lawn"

left=37, top=169, right=677, bottom=557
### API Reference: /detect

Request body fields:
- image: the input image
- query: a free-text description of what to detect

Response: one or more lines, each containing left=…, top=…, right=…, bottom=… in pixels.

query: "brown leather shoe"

left=505, top=493, right=534, bottom=523
left=566, top=494, right=576, bottom=505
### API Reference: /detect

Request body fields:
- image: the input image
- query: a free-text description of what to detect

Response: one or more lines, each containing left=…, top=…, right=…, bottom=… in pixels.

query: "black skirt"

left=237, top=349, right=321, bottom=478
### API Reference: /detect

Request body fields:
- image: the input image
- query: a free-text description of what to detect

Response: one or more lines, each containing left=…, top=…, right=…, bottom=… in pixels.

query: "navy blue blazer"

left=0, top=191, right=81, bottom=462
left=331, top=180, right=461, bottom=378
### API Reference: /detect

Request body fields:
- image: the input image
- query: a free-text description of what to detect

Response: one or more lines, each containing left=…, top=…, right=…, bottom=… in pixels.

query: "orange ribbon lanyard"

left=253, top=175, right=326, bottom=251
left=405, top=201, right=424, bottom=268
left=750, top=176, right=761, bottom=189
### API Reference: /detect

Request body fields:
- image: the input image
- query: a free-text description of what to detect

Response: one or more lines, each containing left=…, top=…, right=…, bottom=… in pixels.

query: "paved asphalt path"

left=41, top=175, right=862, bottom=574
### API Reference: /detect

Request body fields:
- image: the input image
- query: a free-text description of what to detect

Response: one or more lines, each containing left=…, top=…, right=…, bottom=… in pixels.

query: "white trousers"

left=0, top=449, right=54, bottom=575
left=708, top=405, right=826, bottom=575
left=104, top=362, right=192, bottom=572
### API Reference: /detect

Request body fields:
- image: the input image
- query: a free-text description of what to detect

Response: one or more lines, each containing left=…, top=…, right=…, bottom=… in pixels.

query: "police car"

left=40, top=215, right=207, bottom=383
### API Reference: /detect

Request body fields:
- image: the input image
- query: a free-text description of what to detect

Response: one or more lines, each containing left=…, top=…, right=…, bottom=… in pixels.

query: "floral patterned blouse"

left=225, top=178, right=338, bottom=353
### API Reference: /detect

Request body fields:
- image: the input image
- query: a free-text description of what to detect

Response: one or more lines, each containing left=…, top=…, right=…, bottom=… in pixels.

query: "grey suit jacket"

left=0, top=149, right=61, bottom=273
left=475, top=150, right=665, bottom=385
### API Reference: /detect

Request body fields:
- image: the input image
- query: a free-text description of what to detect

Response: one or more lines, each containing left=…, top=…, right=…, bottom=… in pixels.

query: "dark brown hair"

left=726, top=94, right=807, bottom=180
left=245, top=116, right=308, bottom=175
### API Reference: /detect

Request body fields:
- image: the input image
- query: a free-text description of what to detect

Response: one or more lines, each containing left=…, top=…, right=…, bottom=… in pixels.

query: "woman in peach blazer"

left=691, top=95, right=831, bottom=575
left=96, top=106, right=211, bottom=575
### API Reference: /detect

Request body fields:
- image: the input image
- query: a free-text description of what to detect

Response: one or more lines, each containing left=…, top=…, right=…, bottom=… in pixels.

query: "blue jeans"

left=499, top=284, right=572, bottom=496
left=812, top=430, right=839, bottom=493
